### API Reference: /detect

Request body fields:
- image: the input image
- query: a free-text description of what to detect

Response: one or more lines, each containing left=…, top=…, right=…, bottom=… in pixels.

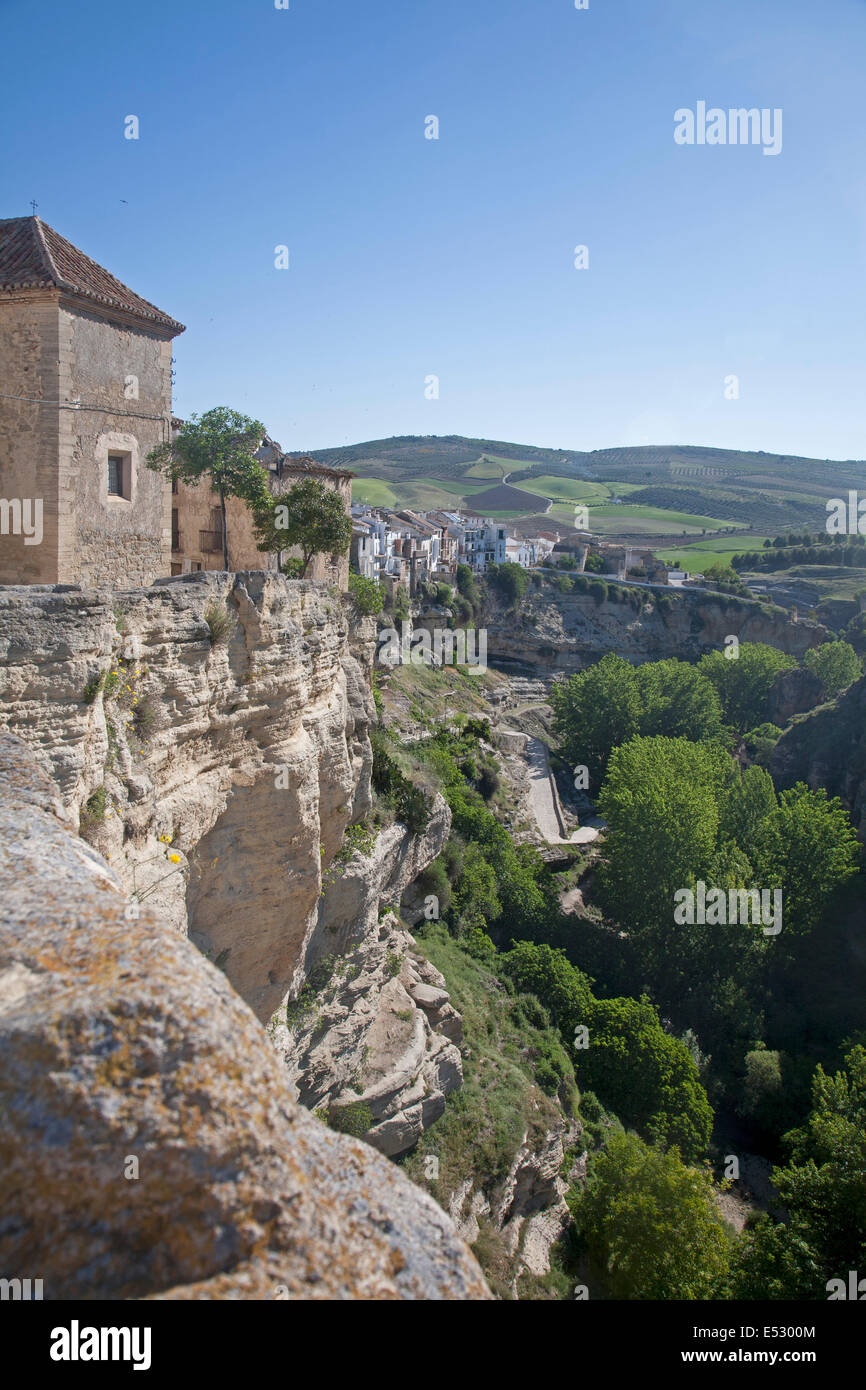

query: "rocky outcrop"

left=0, top=733, right=491, bottom=1300
left=770, top=673, right=866, bottom=843
left=0, top=572, right=374, bottom=1023
left=0, top=572, right=465, bottom=1177
left=449, top=1110, right=582, bottom=1285
left=275, top=918, right=464, bottom=1158
left=484, top=586, right=825, bottom=677
left=271, top=798, right=466, bottom=1159
left=766, top=664, right=825, bottom=725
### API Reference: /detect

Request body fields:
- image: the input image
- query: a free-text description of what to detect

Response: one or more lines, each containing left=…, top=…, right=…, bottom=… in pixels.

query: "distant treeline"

left=734, top=533, right=866, bottom=572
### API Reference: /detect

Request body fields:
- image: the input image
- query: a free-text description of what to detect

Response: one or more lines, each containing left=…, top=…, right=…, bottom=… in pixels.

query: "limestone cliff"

left=770, top=672, right=866, bottom=843
left=0, top=571, right=461, bottom=1155
left=272, top=793, right=462, bottom=1158
left=484, top=584, right=825, bottom=676
left=0, top=571, right=374, bottom=1020
left=448, top=1113, right=582, bottom=1290
left=0, top=733, right=490, bottom=1300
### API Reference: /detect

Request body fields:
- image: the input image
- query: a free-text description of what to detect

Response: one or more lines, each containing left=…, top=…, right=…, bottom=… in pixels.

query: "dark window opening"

left=108, top=454, right=125, bottom=496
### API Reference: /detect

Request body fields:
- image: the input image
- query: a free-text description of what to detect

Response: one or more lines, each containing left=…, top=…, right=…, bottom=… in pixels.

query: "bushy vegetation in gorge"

left=394, top=640, right=866, bottom=1300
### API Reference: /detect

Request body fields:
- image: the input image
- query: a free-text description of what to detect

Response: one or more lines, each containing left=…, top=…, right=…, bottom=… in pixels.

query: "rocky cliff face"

left=449, top=1113, right=582, bottom=1288
left=275, top=915, right=464, bottom=1158
left=272, top=796, right=465, bottom=1159
left=0, top=572, right=461, bottom=1156
left=0, top=572, right=374, bottom=1021
left=484, top=586, right=825, bottom=676
left=0, top=733, right=489, bottom=1300
left=770, top=673, right=866, bottom=843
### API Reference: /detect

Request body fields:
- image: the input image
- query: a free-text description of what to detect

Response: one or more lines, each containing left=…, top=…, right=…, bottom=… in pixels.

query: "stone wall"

left=172, top=469, right=352, bottom=588
left=0, top=292, right=176, bottom=588
left=58, top=304, right=173, bottom=587
left=0, top=294, right=61, bottom=584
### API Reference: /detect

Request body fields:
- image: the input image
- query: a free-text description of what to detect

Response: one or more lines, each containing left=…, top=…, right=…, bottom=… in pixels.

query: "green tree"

left=578, top=1132, right=731, bottom=1299
left=455, top=563, right=480, bottom=606
left=719, top=764, right=779, bottom=868
left=741, top=722, right=784, bottom=768
left=736, top=1048, right=792, bottom=1135
left=552, top=656, right=726, bottom=792
left=451, top=841, right=502, bottom=933
left=147, top=406, right=269, bottom=570
left=580, top=995, right=713, bottom=1159
left=634, top=659, right=724, bottom=744
left=348, top=571, right=384, bottom=615
left=487, top=561, right=528, bottom=603
left=803, top=640, right=861, bottom=697
left=499, top=941, right=593, bottom=1040
left=596, top=736, right=733, bottom=935
left=255, top=475, right=351, bottom=578
left=551, top=654, right=641, bottom=788
left=753, top=783, right=860, bottom=936
left=698, top=643, right=797, bottom=733
left=729, top=1047, right=866, bottom=1298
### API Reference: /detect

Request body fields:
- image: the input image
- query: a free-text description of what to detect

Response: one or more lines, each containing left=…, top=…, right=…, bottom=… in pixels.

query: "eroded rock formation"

left=0, top=571, right=373, bottom=1021
left=483, top=585, right=826, bottom=676
left=771, top=672, right=866, bottom=843
left=448, top=1112, right=583, bottom=1287
left=0, top=571, right=465, bottom=1166
left=0, top=733, right=490, bottom=1300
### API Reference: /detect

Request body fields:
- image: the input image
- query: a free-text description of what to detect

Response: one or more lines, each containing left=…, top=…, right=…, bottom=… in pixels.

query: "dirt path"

left=524, top=736, right=601, bottom=846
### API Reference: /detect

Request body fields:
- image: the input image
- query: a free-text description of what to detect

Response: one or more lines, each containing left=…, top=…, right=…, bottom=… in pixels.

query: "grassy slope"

left=336, top=435, right=865, bottom=557
left=399, top=925, right=576, bottom=1299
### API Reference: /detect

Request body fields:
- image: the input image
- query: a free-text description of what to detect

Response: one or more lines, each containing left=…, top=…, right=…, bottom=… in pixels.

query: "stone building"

left=0, top=215, right=185, bottom=586
left=170, top=438, right=353, bottom=588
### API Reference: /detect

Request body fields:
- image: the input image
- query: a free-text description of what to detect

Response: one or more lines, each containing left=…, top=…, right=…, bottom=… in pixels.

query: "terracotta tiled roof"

left=0, top=216, right=185, bottom=334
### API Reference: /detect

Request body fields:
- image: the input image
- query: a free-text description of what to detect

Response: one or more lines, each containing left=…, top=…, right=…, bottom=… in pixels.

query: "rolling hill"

left=301, top=435, right=866, bottom=547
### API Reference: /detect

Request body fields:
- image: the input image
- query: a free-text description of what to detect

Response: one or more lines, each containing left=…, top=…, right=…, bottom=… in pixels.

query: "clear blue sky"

left=2, top=0, right=865, bottom=460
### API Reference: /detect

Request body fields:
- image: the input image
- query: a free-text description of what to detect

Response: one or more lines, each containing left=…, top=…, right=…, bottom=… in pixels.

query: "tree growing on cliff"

left=487, top=561, right=528, bottom=604
left=803, top=640, right=862, bottom=698
left=147, top=407, right=270, bottom=571
left=348, top=572, right=384, bottom=616
left=698, top=642, right=796, bottom=734
left=254, top=476, right=352, bottom=579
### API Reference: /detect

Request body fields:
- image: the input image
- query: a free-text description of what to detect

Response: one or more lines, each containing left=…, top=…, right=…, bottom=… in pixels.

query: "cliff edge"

left=0, top=732, right=490, bottom=1300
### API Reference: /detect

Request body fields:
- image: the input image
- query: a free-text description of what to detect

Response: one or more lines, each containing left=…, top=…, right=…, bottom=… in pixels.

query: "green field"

left=464, top=456, right=513, bottom=479
left=519, top=476, right=611, bottom=502
left=655, top=536, right=772, bottom=572
left=413, top=476, right=489, bottom=497
left=352, top=473, right=492, bottom=511
left=351, top=478, right=397, bottom=506
left=343, top=434, right=856, bottom=549
left=465, top=454, right=550, bottom=479
left=312, top=434, right=865, bottom=537
left=580, top=505, right=743, bottom=537
left=743, top=565, right=866, bottom=602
